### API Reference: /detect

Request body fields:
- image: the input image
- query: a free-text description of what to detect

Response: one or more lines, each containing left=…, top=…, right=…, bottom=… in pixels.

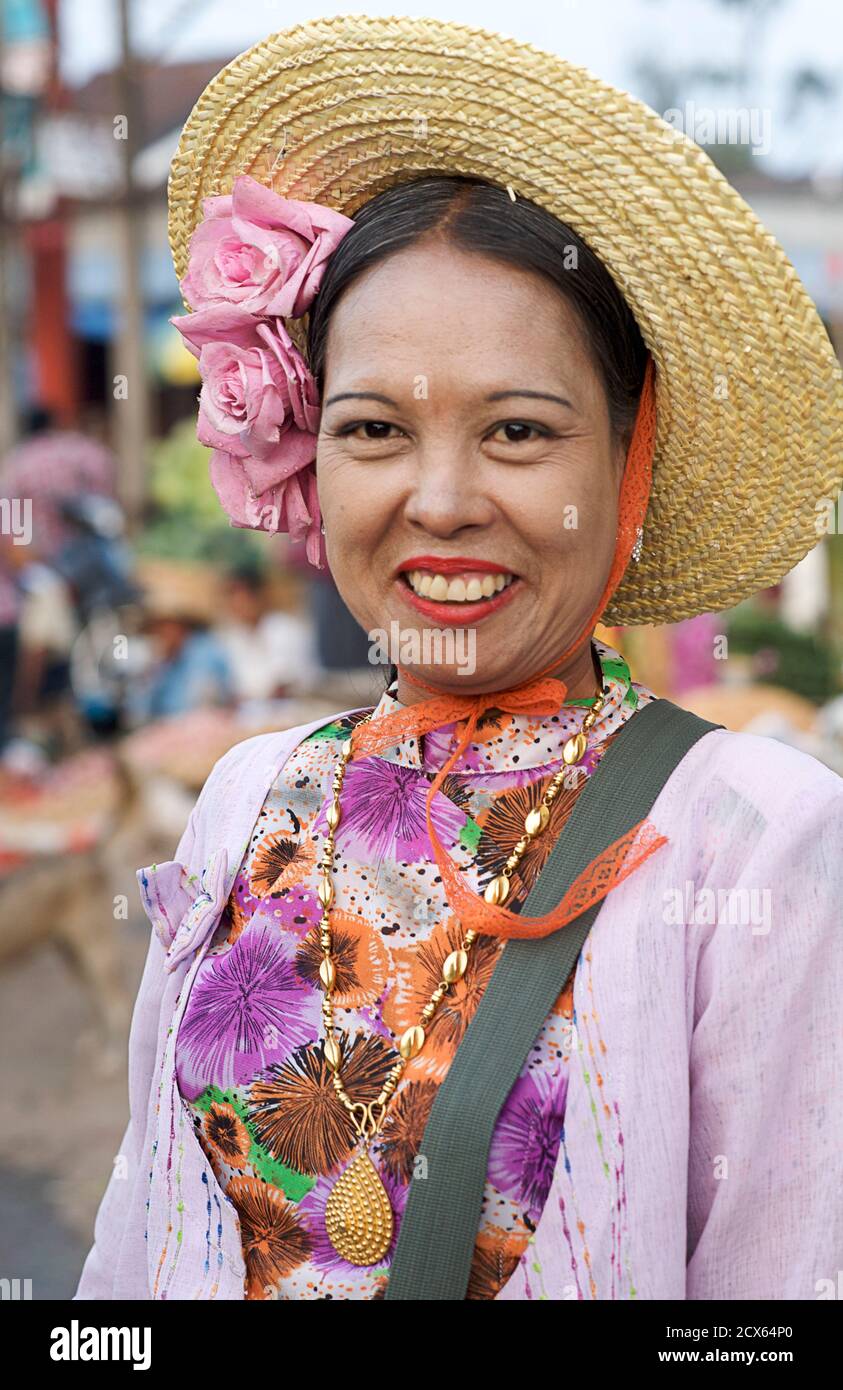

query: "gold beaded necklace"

left=317, top=686, right=607, bottom=1265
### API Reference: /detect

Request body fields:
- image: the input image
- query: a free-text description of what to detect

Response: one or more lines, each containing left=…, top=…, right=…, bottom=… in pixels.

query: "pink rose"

left=170, top=308, right=320, bottom=468
left=169, top=172, right=347, bottom=568
left=180, top=174, right=354, bottom=318
left=169, top=302, right=258, bottom=359
left=201, top=323, right=318, bottom=466
left=209, top=452, right=325, bottom=567
left=168, top=303, right=325, bottom=566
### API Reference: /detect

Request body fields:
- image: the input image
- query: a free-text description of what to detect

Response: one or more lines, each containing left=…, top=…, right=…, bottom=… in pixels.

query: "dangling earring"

left=631, top=524, right=643, bottom=563
left=320, top=519, right=326, bottom=536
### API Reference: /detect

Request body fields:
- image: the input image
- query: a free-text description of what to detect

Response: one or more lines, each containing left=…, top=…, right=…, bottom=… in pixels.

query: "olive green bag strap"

left=384, top=697, right=722, bottom=1301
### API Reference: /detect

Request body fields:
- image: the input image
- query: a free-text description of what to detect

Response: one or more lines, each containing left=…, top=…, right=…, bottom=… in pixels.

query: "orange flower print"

left=466, top=1225, right=529, bottom=1299
left=382, top=916, right=501, bottom=1081
left=249, top=832, right=299, bottom=897
left=248, top=1032, right=398, bottom=1176
left=264, top=835, right=318, bottom=897
left=475, top=780, right=576, bottom=899
left=203, top=1101, right=251, bottom=1170
left=225, top=894, right=248, bottom=945
left=226, top=1176, right=312, bottom=1299
left=378, top=1079, right=438, bottom=1183
left=551, top=965, right=576, bottom=1019
left=294, top=909, right=388, bottom=1008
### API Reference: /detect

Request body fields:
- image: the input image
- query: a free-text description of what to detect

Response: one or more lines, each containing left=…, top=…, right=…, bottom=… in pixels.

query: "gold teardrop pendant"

left=324, top=1150, right=394, bottom=1265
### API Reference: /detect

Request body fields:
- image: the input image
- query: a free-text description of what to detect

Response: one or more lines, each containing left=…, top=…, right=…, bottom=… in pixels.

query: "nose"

left=402, top=443, right=497, bottom=538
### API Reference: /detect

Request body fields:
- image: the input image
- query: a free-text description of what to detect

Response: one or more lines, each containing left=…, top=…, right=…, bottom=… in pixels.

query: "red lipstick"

left=396, top=555, right=516, bottom=576
left=395, top=574, right=521, bottom=627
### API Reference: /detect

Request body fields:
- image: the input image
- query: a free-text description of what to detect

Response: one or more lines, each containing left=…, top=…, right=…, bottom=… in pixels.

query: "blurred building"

left=11, top=51, right=226, bottom=439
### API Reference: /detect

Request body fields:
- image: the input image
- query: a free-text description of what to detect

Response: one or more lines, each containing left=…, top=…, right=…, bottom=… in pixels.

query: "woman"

left=75, top=15, right=843, bottom=1301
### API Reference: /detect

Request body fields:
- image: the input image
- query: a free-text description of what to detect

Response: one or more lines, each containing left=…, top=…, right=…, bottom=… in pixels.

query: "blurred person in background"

left=13, top=542, right=77, bottom=733
left=2, top=495, right=141, bottom=752
left=0, top=406, right=116, bottom=556
left=217, top=563, right=318, bottom=701
left=0, top=405, right=122, bottom=750
left=54, top=496, right=141, bottom=738
left=0, top=532, right=22, bottom=753
left=127, top=566, right=234, bottom=725
left=54, top=495, right=139, bottom=626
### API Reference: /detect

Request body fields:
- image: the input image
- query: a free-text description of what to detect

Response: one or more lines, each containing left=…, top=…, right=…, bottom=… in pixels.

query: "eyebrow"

left=324, top=391, right=397, bottom=407
left=324, top=389, right=575, bottom=408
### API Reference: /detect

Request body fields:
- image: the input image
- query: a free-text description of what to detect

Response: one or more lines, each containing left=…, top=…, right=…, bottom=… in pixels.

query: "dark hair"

left=224, top=562, right=266, bottom=592
left=24, top=404, right=57, bottom=436
left=306, top=175, right=650, bottom=694
left=306, top=174, right=649, bottom=442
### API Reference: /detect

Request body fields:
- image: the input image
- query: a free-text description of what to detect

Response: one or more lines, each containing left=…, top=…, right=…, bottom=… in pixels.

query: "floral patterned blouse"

left=174, top=638, right=655, bottom=1299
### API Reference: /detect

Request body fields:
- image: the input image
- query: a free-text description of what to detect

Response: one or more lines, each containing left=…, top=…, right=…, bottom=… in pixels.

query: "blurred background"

left=0, top=0, right=841, bottom=1297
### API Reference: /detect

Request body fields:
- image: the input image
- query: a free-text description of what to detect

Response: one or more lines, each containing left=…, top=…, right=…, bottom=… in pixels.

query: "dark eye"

left=339, top=420, right=401, bottom=440
left=491, top=421, right=550, bottom=444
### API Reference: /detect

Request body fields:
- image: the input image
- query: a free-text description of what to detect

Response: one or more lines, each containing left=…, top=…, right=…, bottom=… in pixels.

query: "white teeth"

left=403, top=569, right=515, bottom=601
left=428, top=574, right=449, bottom=601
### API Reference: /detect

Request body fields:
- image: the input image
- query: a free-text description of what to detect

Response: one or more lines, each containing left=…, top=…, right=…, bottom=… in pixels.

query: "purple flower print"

left=312, top=758, right=465, bottom=863
left=487, top=1068, right=568, bottom=1220
left=257, top=882, right=322, bottom=937
left=423, top=719, right=602, bottom=785
left=422, top=721, right=489, bottom=774
left=176, top=922, right=321, bottom=1099
left=457, top=763, right=564, bottom=793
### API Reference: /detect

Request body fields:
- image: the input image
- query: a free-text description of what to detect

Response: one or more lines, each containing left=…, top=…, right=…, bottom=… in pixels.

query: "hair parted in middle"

left=306, top=174, right=650, bottom=445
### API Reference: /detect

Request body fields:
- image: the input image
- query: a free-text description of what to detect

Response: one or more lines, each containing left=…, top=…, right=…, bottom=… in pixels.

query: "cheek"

left=572, top=478, right=619, bottom=552
left=316, top=450, right=374, bottom=551
left=315, top=450, right=394, bottom=621
left=510, top=458, right=618, bottom=567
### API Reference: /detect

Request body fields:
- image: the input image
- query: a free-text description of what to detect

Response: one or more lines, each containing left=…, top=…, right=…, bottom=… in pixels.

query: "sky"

left=57, top=0, right=843, bottom=176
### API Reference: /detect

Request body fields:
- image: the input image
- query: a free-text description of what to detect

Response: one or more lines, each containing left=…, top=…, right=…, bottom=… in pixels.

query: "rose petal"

left=170, top=304, right=260, bottom=356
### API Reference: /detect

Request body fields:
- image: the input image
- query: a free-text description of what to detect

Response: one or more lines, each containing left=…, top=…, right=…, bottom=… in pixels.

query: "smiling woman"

left=307, top=175, right=649, bottom=700
left=75, top=15, right=843, bottom=1304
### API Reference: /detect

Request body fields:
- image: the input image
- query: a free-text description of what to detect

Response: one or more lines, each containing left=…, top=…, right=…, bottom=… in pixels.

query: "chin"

left=397, top=655, right=524, bottom=694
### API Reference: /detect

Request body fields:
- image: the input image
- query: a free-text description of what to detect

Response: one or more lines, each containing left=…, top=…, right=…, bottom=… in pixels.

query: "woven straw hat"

left=168, top=13, right=843, bottom=626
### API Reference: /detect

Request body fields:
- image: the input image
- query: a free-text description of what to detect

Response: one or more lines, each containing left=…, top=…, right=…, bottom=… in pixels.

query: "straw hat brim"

left=168, top=13, right=843, bottom=626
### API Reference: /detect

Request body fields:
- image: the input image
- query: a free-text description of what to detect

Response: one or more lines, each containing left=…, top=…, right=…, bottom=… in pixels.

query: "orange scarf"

left=349, top=356, right=665, bottom=939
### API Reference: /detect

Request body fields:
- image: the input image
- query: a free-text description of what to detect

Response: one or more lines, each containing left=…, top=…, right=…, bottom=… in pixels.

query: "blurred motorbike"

left=54, top=495, right=143, bottom=736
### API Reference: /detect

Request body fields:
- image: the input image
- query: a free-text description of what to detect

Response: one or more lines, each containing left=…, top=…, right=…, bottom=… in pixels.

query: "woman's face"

left=316, top=237, right=627, bottom=699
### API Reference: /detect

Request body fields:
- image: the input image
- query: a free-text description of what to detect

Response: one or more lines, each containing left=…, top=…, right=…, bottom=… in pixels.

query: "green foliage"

left=137, top=418, right=273, bottom=568
left=148, top=418, right=222, bottom=526
left=725, top=603, right=841, bottom=704
left=135, top=511, right=271, bottom=568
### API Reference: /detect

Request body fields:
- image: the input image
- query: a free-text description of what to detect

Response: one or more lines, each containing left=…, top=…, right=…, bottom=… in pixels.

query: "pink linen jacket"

left=74, top=710, right=843, bottom=1300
